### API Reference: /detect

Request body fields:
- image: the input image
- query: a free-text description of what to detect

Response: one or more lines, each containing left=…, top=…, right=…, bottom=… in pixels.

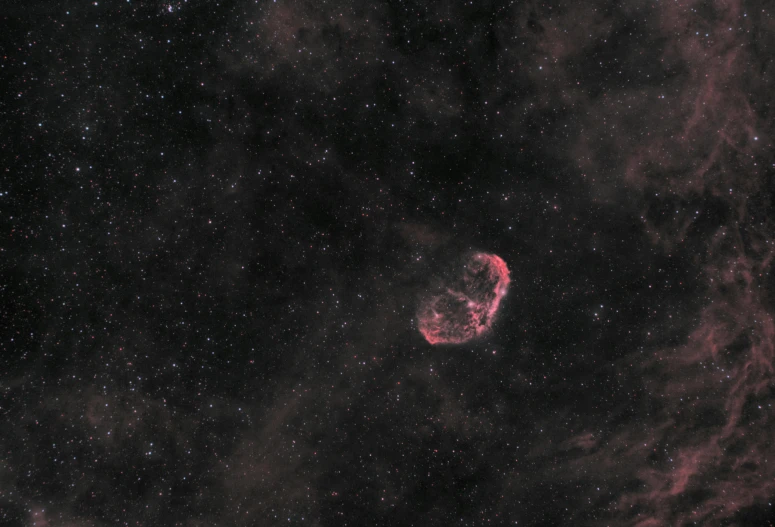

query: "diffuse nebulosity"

left=417, top=252, right=510, bottom=345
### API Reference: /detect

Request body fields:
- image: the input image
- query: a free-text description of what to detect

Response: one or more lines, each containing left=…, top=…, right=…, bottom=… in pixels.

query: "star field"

left=2, top=0, right=775, bottom=526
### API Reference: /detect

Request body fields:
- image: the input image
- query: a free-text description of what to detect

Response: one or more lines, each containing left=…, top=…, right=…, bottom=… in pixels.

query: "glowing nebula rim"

left=417, top=252, right=511, bottom=345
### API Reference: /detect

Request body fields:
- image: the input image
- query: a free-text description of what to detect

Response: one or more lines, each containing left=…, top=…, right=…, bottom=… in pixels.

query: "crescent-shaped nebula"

left=417, top=253, right=511, bottom=345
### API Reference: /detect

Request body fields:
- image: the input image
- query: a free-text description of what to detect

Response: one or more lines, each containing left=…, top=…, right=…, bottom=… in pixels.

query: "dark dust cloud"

left=2, top=0, right=775, bottom=526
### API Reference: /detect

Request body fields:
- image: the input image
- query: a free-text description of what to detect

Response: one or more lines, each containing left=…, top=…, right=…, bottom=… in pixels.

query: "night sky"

left=3, top=0, right=775, bottom=526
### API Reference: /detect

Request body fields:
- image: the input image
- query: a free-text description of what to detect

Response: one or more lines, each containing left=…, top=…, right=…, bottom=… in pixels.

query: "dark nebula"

left=418, top=253, right=510, bottom=345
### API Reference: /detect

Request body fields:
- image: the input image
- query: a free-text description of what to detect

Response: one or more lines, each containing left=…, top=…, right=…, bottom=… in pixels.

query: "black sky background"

left=2, top=0, right=775, bottom=526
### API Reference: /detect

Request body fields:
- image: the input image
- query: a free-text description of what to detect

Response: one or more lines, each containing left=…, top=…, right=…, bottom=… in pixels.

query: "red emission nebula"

left=417, top=253, right=511, bottom=345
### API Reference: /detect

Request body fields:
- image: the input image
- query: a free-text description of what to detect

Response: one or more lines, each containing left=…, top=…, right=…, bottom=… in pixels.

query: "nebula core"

left=417, top=253, right=511, bottom=345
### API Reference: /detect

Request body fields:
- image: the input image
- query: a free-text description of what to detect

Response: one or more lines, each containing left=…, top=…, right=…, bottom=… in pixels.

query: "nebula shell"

left=417, top=253, right=510, bottom=345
